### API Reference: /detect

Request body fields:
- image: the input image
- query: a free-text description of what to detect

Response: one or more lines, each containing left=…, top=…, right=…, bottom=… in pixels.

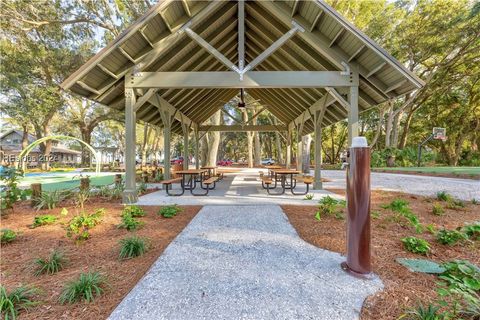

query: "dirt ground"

left=1, top=197, right=201, bottom=320
left=282, top=190, right=479, bottom=320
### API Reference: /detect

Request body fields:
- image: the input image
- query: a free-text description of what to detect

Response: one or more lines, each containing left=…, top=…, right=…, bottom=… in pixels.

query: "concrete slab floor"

left=109, top=205, right=383, bottom=320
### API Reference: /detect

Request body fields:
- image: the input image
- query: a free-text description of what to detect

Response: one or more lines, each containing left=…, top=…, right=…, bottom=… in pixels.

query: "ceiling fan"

left=220, top=89, right=266, bottom=109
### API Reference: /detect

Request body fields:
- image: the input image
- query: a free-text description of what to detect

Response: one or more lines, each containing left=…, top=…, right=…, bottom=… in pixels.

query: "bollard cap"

left=351, top=136, right=368, bottom=148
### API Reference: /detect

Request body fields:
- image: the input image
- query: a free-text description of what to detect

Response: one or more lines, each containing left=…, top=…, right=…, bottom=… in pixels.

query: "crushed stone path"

left=109, top=205, right=383, bottom=320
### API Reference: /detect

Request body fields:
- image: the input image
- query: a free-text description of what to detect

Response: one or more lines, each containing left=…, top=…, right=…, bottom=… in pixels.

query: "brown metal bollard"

left=31, top=183, right=42, bottom=207
left=341, top=137, right=372, bottom=278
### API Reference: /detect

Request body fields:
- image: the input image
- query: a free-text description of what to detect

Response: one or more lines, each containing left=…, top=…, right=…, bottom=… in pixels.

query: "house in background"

left=0, top=129, right=81, bottom=166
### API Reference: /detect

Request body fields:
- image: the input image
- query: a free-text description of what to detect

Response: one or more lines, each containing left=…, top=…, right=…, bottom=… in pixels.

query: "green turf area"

left=374, top=166, right=480, bottom=175
left=16, top=172, right=123, bottom=192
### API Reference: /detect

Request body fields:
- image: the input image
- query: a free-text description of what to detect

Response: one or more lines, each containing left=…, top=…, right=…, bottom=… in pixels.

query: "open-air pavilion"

left=61, top=0, right=424, bottom=203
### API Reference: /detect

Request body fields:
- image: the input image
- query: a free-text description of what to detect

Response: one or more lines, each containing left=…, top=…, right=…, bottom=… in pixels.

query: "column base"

left=340, top=262, right=375, bottom=280
left=122, top=189, right=138, bottom=204
left=313, top=181, right=323, bottom=190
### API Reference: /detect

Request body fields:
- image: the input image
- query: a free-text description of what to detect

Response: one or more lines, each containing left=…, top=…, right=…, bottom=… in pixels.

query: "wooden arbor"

left=61, top=1, right=424, bottom=203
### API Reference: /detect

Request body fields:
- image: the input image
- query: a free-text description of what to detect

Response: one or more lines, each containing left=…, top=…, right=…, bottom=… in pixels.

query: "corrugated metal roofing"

left=61, top=0, right=424, bottom=135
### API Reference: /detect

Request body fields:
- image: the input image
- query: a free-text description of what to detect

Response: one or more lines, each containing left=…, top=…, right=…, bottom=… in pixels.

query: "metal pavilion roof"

left=61, top=0, right=424, bottom=135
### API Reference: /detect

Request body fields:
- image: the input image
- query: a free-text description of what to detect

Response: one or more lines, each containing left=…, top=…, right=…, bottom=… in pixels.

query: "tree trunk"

left=207, top=111, right=221, bottom=166
left=385, top=102, right=394, bottom=148
left=391, top=110, right=402, bottom=148
left=398, top=108, right=415, bottom=149
left=370, top=107, right=385, bottom=149
left=21, top=125, right=29, bottom=150
left=302, top=134, right=312, bottom=173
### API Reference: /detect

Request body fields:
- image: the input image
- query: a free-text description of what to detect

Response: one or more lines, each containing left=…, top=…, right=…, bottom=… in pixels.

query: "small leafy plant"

left=66, top=209, right=104, bottom=242
left=436, top=191, right=452, bottom=202
left=462, top=221, right=480, bottom=240
left=303, top=194, right=314, bottom=200
left=74, top=188, right=90, bottom=210
left=119, top=236, right=149, bottom=259
left=59, top=271, right=107, bottom=304
left=137, top=181, right=147, bottom=194
left=371, top=210, right=381, bottom=219
left=0, top=167, right=29, bottom=212
left=34, top=190, right=65, bottom=211
left=31, top=215, right=57, bottom=228
left=158, top=205, right=182, bottom=218
left=431, top=203, right=444, bottom=216
left=401, top=236, right=430, bottom=255
left=446, top=198, right=465, bottom=210
left=122, top=205, right=145, bottom=217
left=436, top=228, right=466, bottom=246
left=0, top=285, right=38, bottom=319
left=382, top=198, right=423, bottom=233
left=315, top=196, right=346, bottom=220
left=437, top=260, right=480, bottom=319
left=118, top=212, right=143, bottom=231
left=34, top=249, right=67, bottom=276
left=1, top=229, right=17, bottom=244
left=403, top=303, right=446, bottom=320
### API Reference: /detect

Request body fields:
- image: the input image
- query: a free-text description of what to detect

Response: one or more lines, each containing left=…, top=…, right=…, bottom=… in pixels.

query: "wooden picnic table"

left=168, top=169, right=209, bottom=196
left=264, top=165, right=284, bottom=179
left=200, top=166, right=217, bottom=178
left=265, top=169, right=304, bottom=195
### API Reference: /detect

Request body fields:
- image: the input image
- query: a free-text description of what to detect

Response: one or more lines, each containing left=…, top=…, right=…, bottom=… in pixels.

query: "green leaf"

left=396, top=258, right=446, bottom=274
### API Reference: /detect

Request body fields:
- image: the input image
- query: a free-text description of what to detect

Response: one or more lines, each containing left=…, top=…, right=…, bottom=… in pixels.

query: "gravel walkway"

left=109, top=205, right=383, bottom=320
left=320, top=170, right=479, bottom=201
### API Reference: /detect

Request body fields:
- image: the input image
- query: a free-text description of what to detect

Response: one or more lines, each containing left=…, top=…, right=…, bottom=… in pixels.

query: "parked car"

left=170, top=156, right=184, bottom=165
left=261, top=158, right=275, bottom=165
left=217, top=159, right=233, bottom=166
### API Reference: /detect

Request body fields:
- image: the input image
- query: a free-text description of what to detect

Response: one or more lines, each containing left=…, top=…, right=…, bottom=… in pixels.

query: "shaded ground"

left=1, top=199, right=200, bottom=320
left=282, top=190, right=480, bottom=320
left=109, top=205, right=382, bottom=320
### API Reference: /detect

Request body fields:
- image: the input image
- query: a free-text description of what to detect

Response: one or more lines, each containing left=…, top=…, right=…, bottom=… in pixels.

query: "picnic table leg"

left=267, top=173, right=285, bottom=195
left=291, top=174, right=309, bottom=195
left=166, top=175, right=185, bottom=196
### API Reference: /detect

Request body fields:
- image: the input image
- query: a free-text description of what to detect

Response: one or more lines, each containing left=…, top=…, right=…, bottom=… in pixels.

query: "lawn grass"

left=374, top=166, right=480, bottom=176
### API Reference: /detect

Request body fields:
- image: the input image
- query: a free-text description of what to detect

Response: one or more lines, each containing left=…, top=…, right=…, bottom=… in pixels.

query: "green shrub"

left=431, top=203, right=444, bottom=216
left=315, top=196, right=346, bottom=220
left=437, top=260, right=480, bottom=319
left=137, top=182, right=147, bottom=194
left=436, top=229, right=466, bottom=246
left=66, top=209, right=104, bottom=242
left=34, top=190, right=66, bottom=210
left=119, top=236, right=149, bottom=259
left=158, top=205, right=182, bottom=218
left=381, top=198, right=409, bottom=212
left=462, top=222, right=480, bottom=240
left=371, top=210, right=381, bottom=219
left=1, top=229, right=17, bottom=244
left=31, top=215, right=57, bottom=228
left=34, top=249, right=67, bottom=276
left=0, top=285, right=38, bottom=320
left=59, top=271, right=107, bottom=304
left=436, top=191, right=452, bottom=202
left=0, top=167, right=30, bottom=212
left=122, top=205, right=145, bottom=217
left=471, top=198, right=478, bottom=205
left=402, top=236, right=430, bottom=255
left=117, top=212, right=143, bottom=231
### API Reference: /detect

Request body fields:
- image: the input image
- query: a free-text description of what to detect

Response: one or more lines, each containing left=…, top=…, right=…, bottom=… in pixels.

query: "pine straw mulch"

left=282, top=190, right=479, bottom=320
left=1, top=197, right=201, bottom=320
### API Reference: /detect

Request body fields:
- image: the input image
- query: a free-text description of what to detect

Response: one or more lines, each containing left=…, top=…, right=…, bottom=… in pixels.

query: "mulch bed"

left=1, top=197, right=201, bottom=320
left=282, top=190, right=479, bottom=320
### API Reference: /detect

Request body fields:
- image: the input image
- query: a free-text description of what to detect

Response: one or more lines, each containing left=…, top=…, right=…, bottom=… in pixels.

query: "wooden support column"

left=348, top=66, right=359, bottom=147
left=313, top=96, right=327, bottom=189
left=296, top=115, right=306, bottom=172
left=181, top=121, right=191, bottom=170
left=194, top=127, right=200, bottom=169
left=123, top=88, right=138, bottom=203
left=286, top=128, right=292, bottom=168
